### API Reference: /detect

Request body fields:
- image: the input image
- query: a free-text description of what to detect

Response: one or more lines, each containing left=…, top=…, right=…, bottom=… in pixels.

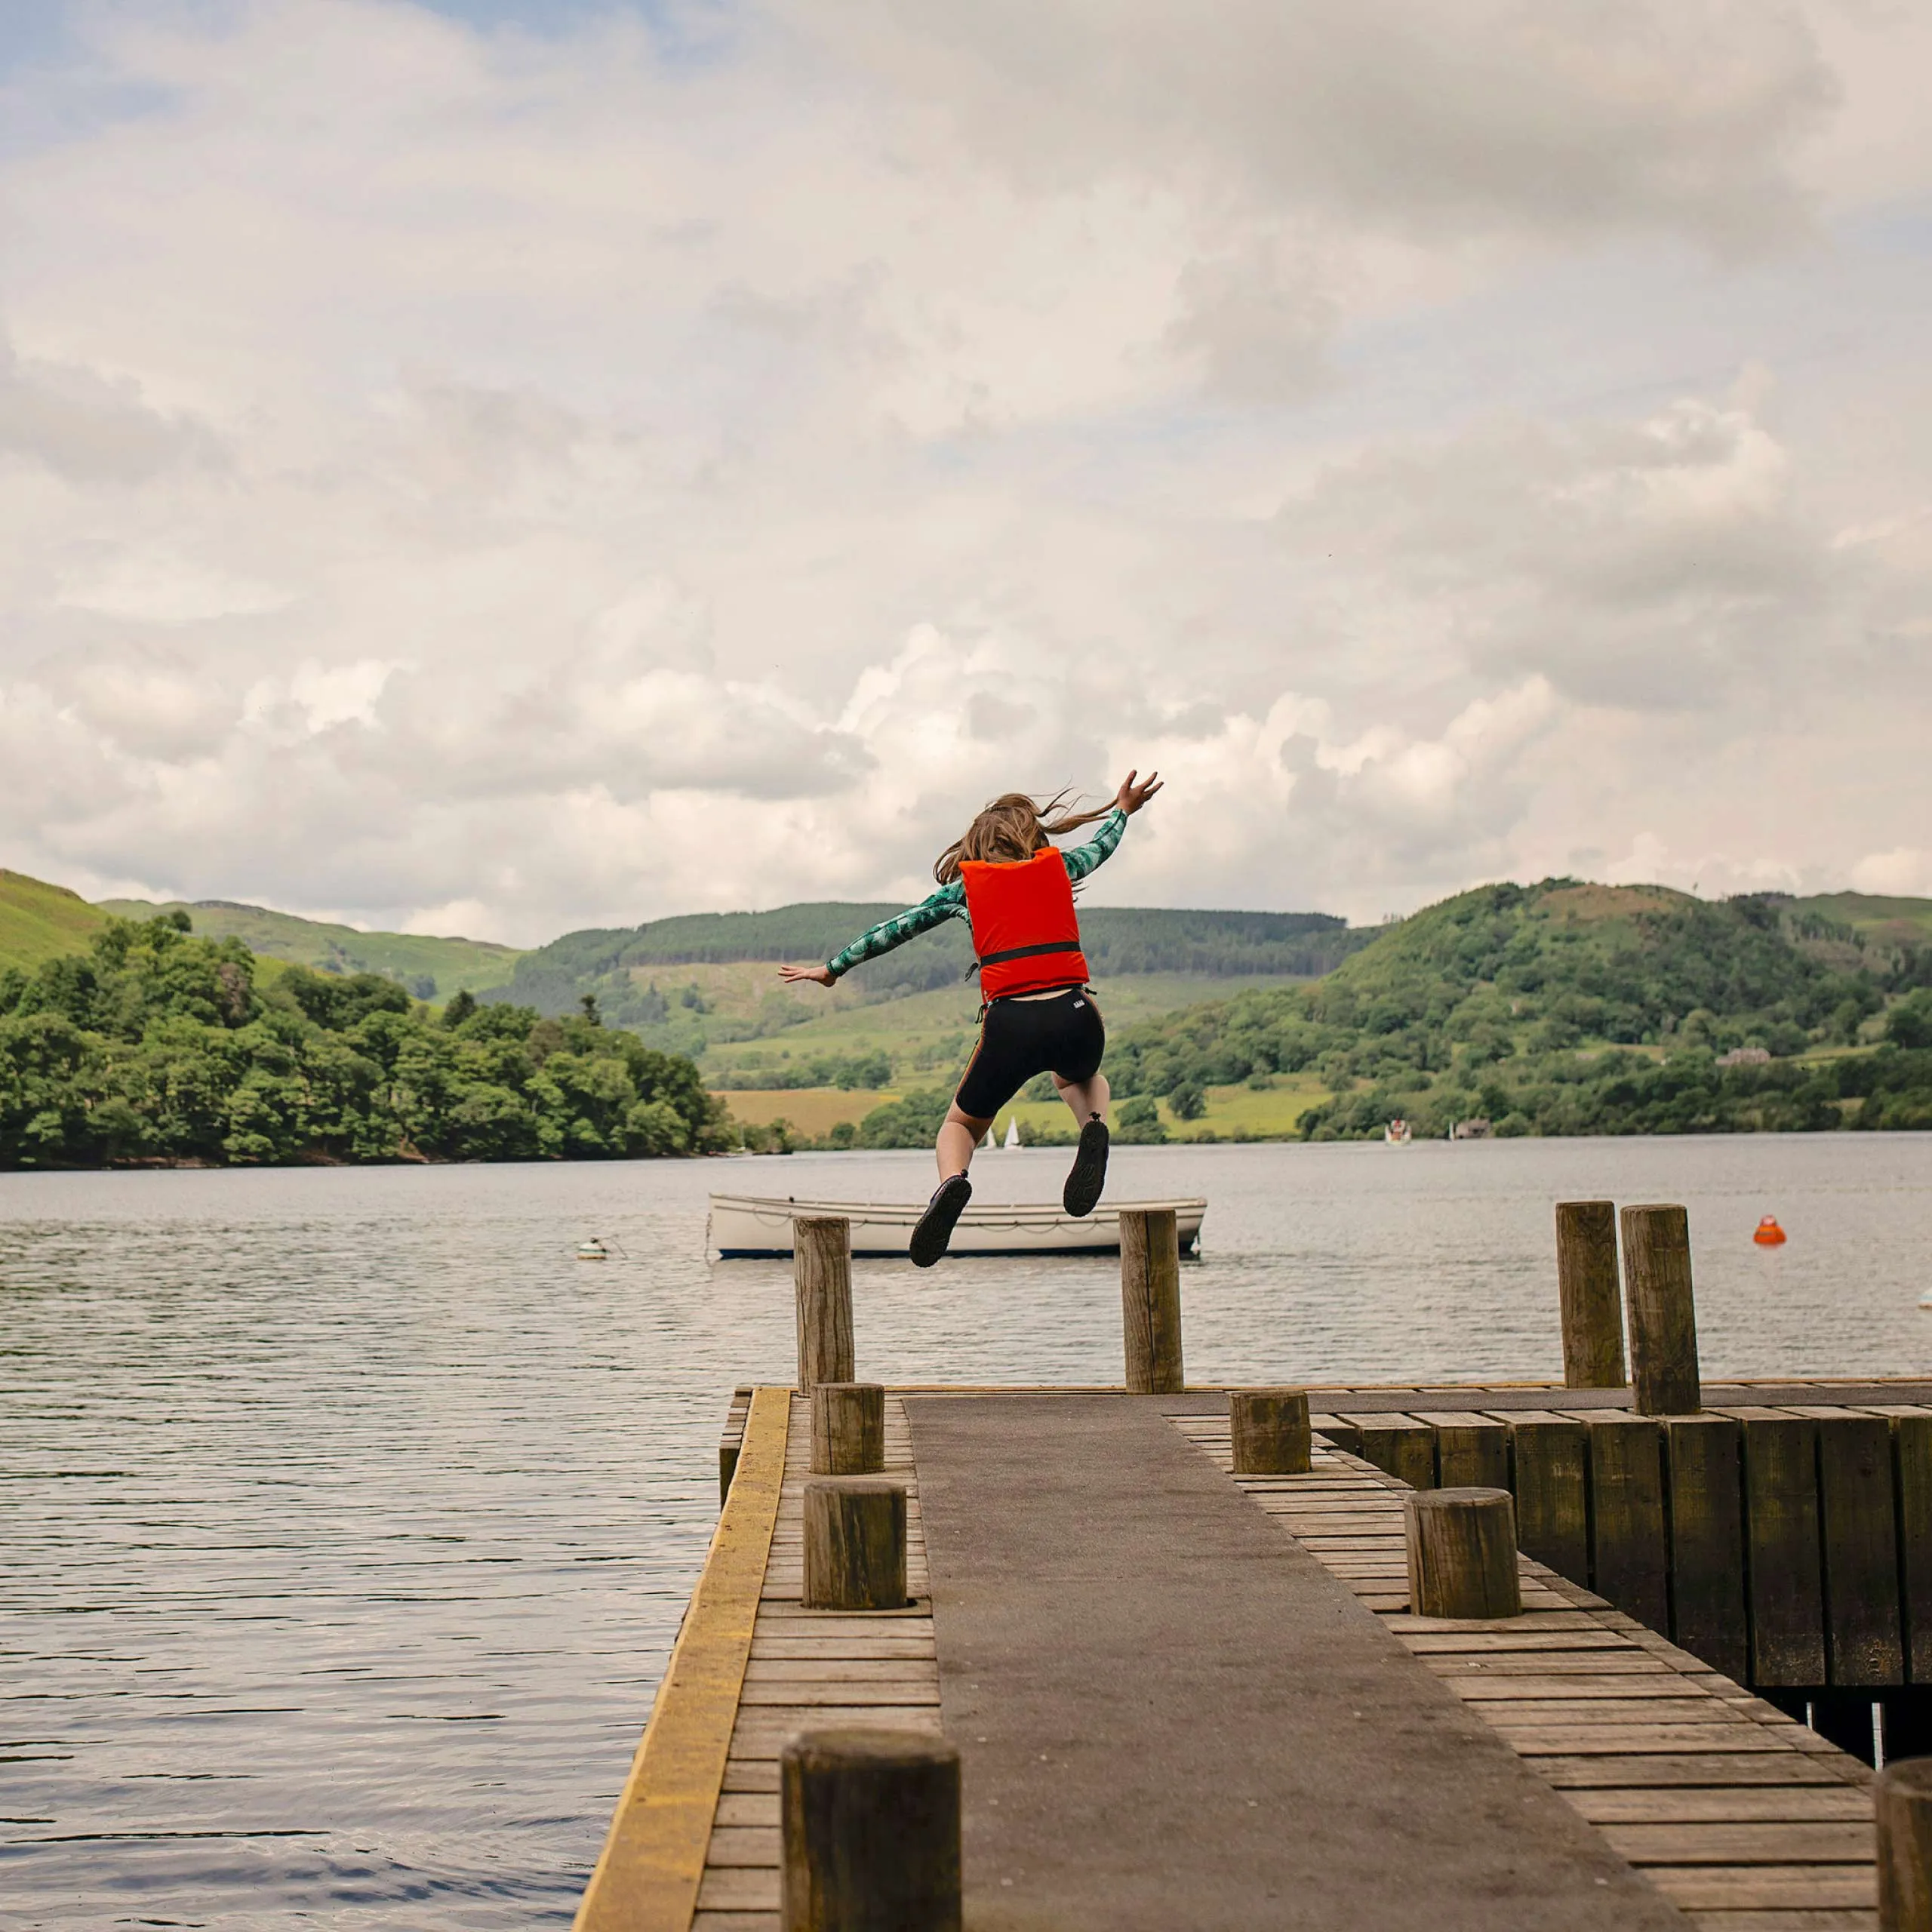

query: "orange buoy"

left=1754, top=1216, right=1787, bottom=1247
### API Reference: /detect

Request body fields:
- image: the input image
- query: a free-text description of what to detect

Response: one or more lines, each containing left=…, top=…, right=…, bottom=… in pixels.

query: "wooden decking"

left=580, top=1383, right=1902, bottom=1932
left=694, top=1393, right=941, bottom=1930
left=1170, top=1407, right=1878, bottom=1927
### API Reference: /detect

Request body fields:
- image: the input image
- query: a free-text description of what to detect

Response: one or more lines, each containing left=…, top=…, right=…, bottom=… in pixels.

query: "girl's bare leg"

left=937, top=1103, right=992, bottom=1180
left=1054, top=1071, right=1109, bottom=1124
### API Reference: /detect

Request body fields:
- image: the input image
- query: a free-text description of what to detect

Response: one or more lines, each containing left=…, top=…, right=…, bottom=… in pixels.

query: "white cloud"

left=1851, top=848, right=1932, bottom=897
left=0, top=0, right=1924, bottom=942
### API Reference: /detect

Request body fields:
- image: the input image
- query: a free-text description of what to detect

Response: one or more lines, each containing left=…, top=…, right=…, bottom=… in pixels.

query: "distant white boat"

left=707, top=1193, right=1207, bottom=1259
left=1002, top=1117, right=1022, bottom=1149
left=1383, top=1117, right=1412, bottom=1145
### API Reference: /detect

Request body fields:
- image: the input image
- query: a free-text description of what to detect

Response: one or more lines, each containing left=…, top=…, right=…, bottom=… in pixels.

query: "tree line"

left=0, top=916, right=731, bottom=1168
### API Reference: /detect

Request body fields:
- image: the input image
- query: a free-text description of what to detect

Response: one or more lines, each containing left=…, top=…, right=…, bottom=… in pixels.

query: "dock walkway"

left=580, top=1383, right=1892, bottom=1931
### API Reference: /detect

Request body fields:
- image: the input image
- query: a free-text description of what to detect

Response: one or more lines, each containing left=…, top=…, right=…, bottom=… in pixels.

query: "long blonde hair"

left=933, top=790, right=1112, bottom=884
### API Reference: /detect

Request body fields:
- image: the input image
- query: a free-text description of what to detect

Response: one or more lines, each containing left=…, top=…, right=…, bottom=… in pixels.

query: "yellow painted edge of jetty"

left=572, top=1383, right=790, bottom=1932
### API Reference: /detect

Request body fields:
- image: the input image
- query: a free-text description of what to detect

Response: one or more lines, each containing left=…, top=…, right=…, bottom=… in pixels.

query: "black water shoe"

left=911, top=1172, right=972, bottom=1268
left=1063, top=1117, right=1109, bottom=1217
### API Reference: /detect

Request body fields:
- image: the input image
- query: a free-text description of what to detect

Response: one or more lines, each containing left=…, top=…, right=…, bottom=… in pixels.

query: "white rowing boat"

left=707, top=1192, right=1207, bottom=1260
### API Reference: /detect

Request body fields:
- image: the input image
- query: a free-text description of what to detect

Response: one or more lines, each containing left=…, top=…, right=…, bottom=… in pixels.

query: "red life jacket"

left=959, top=846, right=1091, bottom=999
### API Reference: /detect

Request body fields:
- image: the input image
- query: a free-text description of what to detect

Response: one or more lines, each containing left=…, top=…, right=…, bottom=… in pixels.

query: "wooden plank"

left=1889, top=1413, right=1932, bottom=1683
left=1444, top=1675, right=1722, bottom=1700
left=1582, top=1413, right=1669, bottom=1633
left=1665, top=1414, right=1749, bottom=1684
left=1343, top=1413, right=1436, bottom=1489
left=1737, top=1411, right=1828, bottom=1686
left=1310, top=1414, right=1362, bottom=1457
left=1503, top=1724, right=1793, bottom=1755
left=1675, top=1914, right=1875, bottom=1930
left=1538, top=1752, right=1858, bottom=1788
left=1508, top=1415, right=1591, bottom=1586
left=1642, top=1868, right=1873, bottom=1910
left=1414, top=1412, right=1510, bottom=1489
left=1811, top=1414, right=1904, bottom=1687
left=1604, top=1821, right=1872, bottom=1864
left=575, top=1386, right=790, bottom=1932
left=1570, top=1786, right=1872, bottom=1823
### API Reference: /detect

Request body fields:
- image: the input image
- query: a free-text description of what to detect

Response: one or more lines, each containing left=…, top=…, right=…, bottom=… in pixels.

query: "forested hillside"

left=0, top=915, right=728, bottom=1168
left=487, top=901, right=1365, bottom=1032
left=1100, top=881, right=1932, bottom=1141
left=98, top=897, right=522, bottom=998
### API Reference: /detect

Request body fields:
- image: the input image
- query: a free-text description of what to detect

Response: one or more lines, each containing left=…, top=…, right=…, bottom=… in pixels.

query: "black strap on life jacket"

left=963, top=938, right=1084, bottom=983
left=977, top=940, right=1081, bottom=968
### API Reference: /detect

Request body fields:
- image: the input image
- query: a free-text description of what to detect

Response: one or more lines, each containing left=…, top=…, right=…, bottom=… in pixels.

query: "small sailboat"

left=1002, top=1117, right=1022, bottom=1149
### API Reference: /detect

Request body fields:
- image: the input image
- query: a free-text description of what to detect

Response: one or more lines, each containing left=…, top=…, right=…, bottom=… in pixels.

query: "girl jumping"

left=780, top=770, right=1161, bottom=1266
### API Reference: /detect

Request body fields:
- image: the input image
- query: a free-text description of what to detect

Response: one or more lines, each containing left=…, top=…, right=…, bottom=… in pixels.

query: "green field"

left=97, top=898, right=524, bottom=998
left=1794, top=893, right=1932, bottom=949
left=998, top=1072, right=1333, bottom=1143
left=700, top=971, right=1318, bottom=1089
left=0, top=869, right=109, bottom=970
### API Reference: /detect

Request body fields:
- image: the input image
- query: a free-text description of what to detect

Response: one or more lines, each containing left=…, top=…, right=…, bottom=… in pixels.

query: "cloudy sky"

left=1, top=0, right=1927, bottom=944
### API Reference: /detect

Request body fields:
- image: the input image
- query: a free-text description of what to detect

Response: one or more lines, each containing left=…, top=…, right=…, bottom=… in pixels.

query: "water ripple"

left=3, top=1137, right=1928, bottom=1926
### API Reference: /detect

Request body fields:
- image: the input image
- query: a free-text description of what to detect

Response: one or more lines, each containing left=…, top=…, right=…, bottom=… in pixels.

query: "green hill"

left=1791, top=892, right=1932, bottom=950
left=97, top=898, right=522, bottom=999
left=485, top=901, right=1367, bottom=1040
left=1102, top=879, right=1932, bottom=1140
left=0, top=869, right=109, bottom=969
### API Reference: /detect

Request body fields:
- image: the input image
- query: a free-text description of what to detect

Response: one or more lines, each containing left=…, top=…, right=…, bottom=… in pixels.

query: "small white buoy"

left=576, top=1238, right=608, bottom=1262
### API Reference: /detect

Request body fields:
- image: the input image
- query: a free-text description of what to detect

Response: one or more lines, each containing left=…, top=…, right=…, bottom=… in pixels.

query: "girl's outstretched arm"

left=1063, top=768, right=1161, bottom=883
left=777, top=882, right=967, bottom=986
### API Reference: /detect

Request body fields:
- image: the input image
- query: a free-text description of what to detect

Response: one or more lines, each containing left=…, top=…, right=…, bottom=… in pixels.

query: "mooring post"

left=1620, top=1203, right=1701, bottom=1415
left=1231, top=1389, right=1311, bottom=1475
left=1404, top=1487, right=1523, bottom=1619
left=795, top=1216, right=855, bottom=1392
left=1555, top=1199, right=1626, bottom=1387
left=1120, top=1206, right=1183, bottom=1394
left=811, top=1382, right=885, bottom=1475
left=1875, top=1758, right=1932, bottom=1931
left=802, top=1476, right=907, bottom=1611
left=782, top=1727, right=962, bottom=1932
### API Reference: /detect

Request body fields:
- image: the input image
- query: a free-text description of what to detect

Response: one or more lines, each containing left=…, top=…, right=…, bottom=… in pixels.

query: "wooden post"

left=1349, top=1415, right=1438, bottom=1490
left=802, top=1477, right=906, bottom=1611
left=1887, top=1411, right=1932, bottom=1683
left=1507, top=1414, right=1589, bottom=1585
left=782, top=1727, right=961, bottom=1932
left=1740, top=1409, right=1826, bottom=1685
left=1585, top=1412, right=1669, bottom=1633
left=795, top=1217, right=855, bottom=1392
left=811, top=1383, right=886, bottom=1475
left=1415, top=1413, right=1509, bottom=1489
left=1879, top=1759, right=1932, bottom=1932
left=1120, top=1207, right=1183, bottom=1395
left=1231, top=1389, right=1311, bottom=1475
left=1817, top=1412, right=1905, bottom=1687
left=1662, top=1414, right=1748, bottom=1684
left=1620, top=1203, right=1701, bottom=1415
left=720, top=1384, right=752, bottom=1507
left=1404, top=1487, right=1522, bottom=1619
left=1555, top=1200, right=1626, bottom=1387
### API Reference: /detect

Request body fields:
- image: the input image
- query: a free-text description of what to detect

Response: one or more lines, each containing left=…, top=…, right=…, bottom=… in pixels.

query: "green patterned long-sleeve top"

left=825, top=808, right=1128, bottom=980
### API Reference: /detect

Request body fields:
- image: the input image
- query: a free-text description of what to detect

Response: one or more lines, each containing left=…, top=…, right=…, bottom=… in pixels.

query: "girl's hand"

left=779, top=963, right=835, bottom=987
left=1114, top=768, right=1163, bottom=814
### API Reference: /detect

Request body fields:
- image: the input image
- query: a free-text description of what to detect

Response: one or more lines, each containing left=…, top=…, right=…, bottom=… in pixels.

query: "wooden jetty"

left=576, top=1203, right=1932, bottom=1930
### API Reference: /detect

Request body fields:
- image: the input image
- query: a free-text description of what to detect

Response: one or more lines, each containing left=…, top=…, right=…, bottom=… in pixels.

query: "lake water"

left=4, top=1134, right=1930, bottom=1927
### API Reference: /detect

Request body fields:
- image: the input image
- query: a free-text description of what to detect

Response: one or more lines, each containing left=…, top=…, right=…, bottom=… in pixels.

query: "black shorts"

left=954, top=986, right=1105, bottom=1121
